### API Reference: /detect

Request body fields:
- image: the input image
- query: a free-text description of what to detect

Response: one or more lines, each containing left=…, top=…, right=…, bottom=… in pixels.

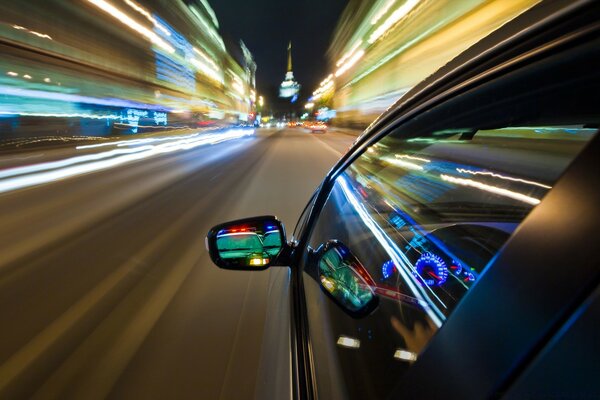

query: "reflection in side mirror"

left=317, top=240, right=378, bottom=318
left=206, top=216, right=287, bottom=270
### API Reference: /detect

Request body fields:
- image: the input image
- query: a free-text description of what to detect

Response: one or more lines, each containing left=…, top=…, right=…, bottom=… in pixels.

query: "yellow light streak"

left=124, top=0, right=171, bottom=36
left=335, top=49, right=365, bottom=77
left=369, top=0, right=420, bottom=44
left=371, top=0, right=397, bottom=25
left=85, top=0, right=175, bottom=53
left=336, top=40, right=363, bottom=67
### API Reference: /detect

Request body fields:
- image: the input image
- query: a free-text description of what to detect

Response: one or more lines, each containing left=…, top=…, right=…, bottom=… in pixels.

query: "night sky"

left=211, top=0, right=348, bottom=111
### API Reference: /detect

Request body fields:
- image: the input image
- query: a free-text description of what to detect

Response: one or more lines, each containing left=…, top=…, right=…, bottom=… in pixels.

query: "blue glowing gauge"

left=413, top=253, right=448, bottom=286
left=448, top=260, right=463, bottom=276
left=381, top=260, right=395, bottom=280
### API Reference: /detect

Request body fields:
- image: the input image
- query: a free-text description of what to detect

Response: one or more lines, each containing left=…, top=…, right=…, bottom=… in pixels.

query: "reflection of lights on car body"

left=394, top=349, right=418, bottom=362
left=336, top=336, right=360, bottom=349
left=249, top=257, right=269, bottom=266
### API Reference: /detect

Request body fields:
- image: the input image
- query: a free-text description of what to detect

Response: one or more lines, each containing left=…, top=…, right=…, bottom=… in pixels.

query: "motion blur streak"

left=319, top=0, right=540, bottom=127
left=85, top=0, right=175, bottom=53
left=0, top=128, right=353, bottom=398
left=455, top=168, right=552, bottom=189
left=440, top=174, right=541, bottom=206
left=0, top=129, right=254, bottom=194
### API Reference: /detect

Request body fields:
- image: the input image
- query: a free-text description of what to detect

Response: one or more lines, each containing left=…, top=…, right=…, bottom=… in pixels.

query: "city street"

left=0, top=128, right=354, bottom=399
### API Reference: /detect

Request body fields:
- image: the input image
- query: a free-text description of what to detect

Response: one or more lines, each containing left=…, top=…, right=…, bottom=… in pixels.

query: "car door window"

left=300, top=122, right=596, bottom=399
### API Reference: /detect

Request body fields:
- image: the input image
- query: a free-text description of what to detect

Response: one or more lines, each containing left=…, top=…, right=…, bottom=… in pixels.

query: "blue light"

left=413, top=252, right=448, bottom=287
left=382, top=260, right=395, bottom=280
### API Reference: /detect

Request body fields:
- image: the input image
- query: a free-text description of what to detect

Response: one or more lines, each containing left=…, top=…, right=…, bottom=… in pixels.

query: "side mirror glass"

left=317, top=240, right=378, bottom=317
left=206, top=216, right=286, bottom=270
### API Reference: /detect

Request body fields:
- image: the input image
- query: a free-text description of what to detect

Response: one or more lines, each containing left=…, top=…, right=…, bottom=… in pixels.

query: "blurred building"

left=0, top=0, right=256, bottom=137
left=312, top=0, right=541, bottom=128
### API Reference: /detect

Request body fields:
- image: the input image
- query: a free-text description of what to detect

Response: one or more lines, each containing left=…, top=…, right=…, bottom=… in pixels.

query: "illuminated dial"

left=448, top=260, right=463, bottom=276
left=381, top=260, right=395, bottom=280
left=413, top=252, right=448, bottom=286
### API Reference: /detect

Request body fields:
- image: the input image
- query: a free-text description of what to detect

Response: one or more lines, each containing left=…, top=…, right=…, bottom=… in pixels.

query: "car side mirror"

left=206, top=216, right=288, bottom=270
left=317, top=240, right=379, bottom=318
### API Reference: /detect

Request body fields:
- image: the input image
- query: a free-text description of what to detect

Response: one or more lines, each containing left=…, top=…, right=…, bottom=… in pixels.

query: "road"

left=0, top=127, right=355, bottom=399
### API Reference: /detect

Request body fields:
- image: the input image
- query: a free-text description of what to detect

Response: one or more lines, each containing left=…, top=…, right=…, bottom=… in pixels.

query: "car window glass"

left=301, top=125, right=596, bottom=399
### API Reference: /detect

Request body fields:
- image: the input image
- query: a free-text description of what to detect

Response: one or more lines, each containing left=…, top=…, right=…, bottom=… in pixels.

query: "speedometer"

left=413, top=252, right=448, bottom=287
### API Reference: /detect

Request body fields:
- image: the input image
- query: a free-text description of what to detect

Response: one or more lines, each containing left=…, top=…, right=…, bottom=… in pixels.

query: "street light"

left=258, top=96, right=264, bottom=107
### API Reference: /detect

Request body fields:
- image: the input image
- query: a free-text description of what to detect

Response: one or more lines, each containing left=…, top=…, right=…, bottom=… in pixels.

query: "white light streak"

left=6, top=72, right=18, bottom=77
left=383, top=157, right=424, bottom=171
left=336, top=40, right=363, bottom=67
left=0, top=129, right=253, bottom=194
left=440, top=174, right=541, bottom=205
left=455, top=168, right=552, bottom=189
left=86, top=0, right=175, bottom=53
left=124, top=0, right=171, bottom=36
left=371, top=0, right=397, bottom=25
left=335, top=50, right=365, bottom=77
left=395, top=154, right=430, bottom=163
left=12, top=24, right=53, bottom=40
left=369, top=0, right=420, bottom=44
left=193, top=47, right=220, bottom=72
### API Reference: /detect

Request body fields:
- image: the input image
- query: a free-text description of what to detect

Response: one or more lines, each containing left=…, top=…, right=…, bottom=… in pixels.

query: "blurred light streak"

left=345, top=21, right=445, bottom=88
left=371, top=0, right=397, bottom=25
left=335, top=49, right=365, bottom=77
left=6, top=72, right=18, bottom=77
left=189, top=5, right=225, bottom=50
left=0, top=111, right=118, bottom=120
left=193, top=47, right=220, bottom=72
left=124, top=0, right=171, bottom=36
left=22, top=75, right=32, bottom=80
left=0, top=86, right=171, bottom=112
left=0, top=129, right=254, bottom=194
left=440, top=174, right=541, bottom=205
left=455, top=168, right=552, bottom=189
left=395, top=154, right=430, bottom=163
left=0, top=146, right=154, bottom=180
left=190, top=58, right=223, bottom=83
left=85, top=0, right=175, bottom=54
left=12, top=25, right=53, bottom=40
left=368, top=0, right=421, bottom=44
left=199, top=0, right=219, bottom=28
left=336, top=40, right=363, bottom=67
left=337, top=175, right=445, bottom=326
left=383, top=157, right=424, bottom=171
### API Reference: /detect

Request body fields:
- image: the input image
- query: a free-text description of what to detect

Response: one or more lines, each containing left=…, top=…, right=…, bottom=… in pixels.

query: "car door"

left=293, top=13, right=599, bottom=399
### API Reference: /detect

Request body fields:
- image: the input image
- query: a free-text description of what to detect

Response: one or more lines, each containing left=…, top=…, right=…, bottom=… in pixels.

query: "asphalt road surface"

left=0, top=127, right=355, bottom=399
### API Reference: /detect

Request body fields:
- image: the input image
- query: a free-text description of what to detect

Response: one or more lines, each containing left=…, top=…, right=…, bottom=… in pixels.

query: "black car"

left=207, top=1, right=600, bottom=398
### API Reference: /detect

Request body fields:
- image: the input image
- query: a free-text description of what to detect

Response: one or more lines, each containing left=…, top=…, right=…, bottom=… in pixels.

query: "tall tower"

left=287, top=41, right=292, bottom=72
left=279, top=41, right=300, bottom=100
